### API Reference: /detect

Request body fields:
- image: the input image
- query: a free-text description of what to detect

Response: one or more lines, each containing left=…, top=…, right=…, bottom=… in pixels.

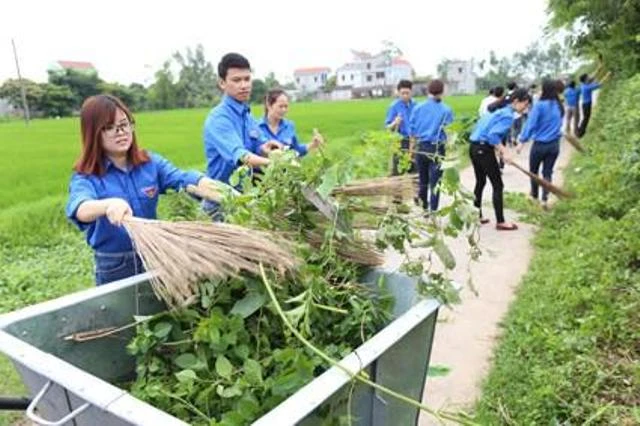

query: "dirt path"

left=384, top=139, right=575, bottom=424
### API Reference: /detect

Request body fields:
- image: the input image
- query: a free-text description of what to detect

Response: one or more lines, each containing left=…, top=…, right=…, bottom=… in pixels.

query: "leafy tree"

left=98, top=82, right=135, bottom=108
left=250, top=79, right=267, bottom=104
left=322, top=75, right=337, bottom=93
left=172, top=44, right=217, bottom=108
left=264, top=72, right=280, bottom=90
left=36, top=83, right=74, bottom=117
left=548, top=0, right=640, bottom=75
left=48, top=69, right=102, bottom=109
left=128, top=83, right=149, bottom=111
left=148, top=61, right=177, bottom=110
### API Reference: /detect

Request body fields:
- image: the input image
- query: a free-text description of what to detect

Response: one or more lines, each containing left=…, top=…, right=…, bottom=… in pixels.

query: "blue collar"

left=104, top=157, right=130, bottom=172
left=222, top=95, right=250, bottom=116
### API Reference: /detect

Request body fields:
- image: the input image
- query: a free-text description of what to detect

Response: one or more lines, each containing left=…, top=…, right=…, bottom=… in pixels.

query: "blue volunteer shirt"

left=564, top=87, right=579, bottom=107
left=385, top=98, right=415, bottom=138
left=409, top=98, right=454, bottom=144
left=518, top=100, right=563, bottom=143
left=470, top=106, right=516, bottom=146
left=65, top=152, right=203, bottom=253
left=258, top=117, right=308, bottom=157
left=203, top=95, right=268, bottom=184
left=580, top=82, right=601, bottom=105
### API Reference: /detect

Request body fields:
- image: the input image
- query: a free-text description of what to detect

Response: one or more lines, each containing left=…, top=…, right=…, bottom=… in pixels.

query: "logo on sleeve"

left=142, top=185, right=158, bottom=198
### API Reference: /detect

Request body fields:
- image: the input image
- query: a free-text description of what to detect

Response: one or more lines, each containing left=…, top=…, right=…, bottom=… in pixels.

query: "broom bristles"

left=303, top=230, right=384, bottom=267
left=331, top=174, right=418, bottom=197
left=123, top=217, right=297, bottom=307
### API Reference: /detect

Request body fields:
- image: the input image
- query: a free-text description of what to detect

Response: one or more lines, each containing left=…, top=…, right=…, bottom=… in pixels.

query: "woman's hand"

left=260, top=140, right=284, bottom=156
left=105, top=198, right=132, bottom=226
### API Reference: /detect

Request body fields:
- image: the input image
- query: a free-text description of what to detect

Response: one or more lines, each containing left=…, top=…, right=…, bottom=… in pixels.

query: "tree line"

left=0, top=44, right=288, bottom=118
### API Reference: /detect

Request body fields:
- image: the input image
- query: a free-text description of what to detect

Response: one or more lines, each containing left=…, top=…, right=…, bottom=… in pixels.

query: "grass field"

left=0, top=95, right=481, bottom=425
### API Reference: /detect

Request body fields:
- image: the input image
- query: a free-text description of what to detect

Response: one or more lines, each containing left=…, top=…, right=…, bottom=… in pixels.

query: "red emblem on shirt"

left=142, top=186, right=158, bottom=198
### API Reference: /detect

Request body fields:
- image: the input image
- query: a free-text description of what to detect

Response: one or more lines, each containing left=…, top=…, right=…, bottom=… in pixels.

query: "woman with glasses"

left=65, top=94, right=220, bottom=285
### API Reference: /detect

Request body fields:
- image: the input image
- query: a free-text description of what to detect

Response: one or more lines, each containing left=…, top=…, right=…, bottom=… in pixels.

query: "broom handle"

left=505, top=159, right=571, bottom=199
left=562, top=133, right=586, bottom=153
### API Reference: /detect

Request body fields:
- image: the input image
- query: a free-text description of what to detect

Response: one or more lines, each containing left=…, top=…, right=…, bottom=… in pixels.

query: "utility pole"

left=11, top=38, right=30, bottom=125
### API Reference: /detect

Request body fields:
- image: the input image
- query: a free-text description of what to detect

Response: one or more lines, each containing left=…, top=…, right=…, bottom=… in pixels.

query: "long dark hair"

left=540, top=79, right=564, bottom=117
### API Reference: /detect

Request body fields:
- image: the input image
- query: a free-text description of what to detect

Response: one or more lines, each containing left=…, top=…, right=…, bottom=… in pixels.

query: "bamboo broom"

left=122, top=217, right=297, bottom=307
left=504, top=159, right=572, bottom=199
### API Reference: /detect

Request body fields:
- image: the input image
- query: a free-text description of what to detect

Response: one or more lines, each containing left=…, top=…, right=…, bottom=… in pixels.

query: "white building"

left=336, top=51, right=413, bottom=90
left=293, top=67, right=330, bottom=93
left=444, top=59, right=476, bottom=95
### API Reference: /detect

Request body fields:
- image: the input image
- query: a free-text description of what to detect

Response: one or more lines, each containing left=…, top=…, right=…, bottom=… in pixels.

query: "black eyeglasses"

left=103, top=122, right=135, bottom=137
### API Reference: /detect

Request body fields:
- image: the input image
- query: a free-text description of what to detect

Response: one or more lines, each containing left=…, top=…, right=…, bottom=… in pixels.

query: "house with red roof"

left=48, top=60, right=98, bottom=76
left=293, top=66, right=331, bottom=93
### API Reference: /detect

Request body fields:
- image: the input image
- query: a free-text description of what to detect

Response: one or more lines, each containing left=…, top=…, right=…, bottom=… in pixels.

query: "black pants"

left=391, top=138, right=416, bottom=176
left=416, top=143, right=445, bottom=211
left=577, top=102, right=592, bottom=138
left=470, top=144, right=505, bottom=223
left=529, top=141, right=560, bottom=201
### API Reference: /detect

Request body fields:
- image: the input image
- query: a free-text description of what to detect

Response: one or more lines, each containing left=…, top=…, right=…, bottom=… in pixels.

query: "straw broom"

left=303, top=230, right=384, bottom=267
left=504, top=159, right=573, bottom=199
left=122, top=217, right=297, bottom=307
left=331, top=174, right=418, bottom=197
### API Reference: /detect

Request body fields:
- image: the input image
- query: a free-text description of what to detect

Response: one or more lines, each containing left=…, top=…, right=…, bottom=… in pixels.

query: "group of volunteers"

left=66, top=53, right=323, bottom=285
left=64, top=48, right=609, bottom=286
left=385, top=70, right=608, bottom=231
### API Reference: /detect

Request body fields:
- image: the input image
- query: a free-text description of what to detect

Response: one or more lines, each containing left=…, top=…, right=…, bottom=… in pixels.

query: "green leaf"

left=230, top=292, right=266, bottom=318
left=217, top=384, right=243, bottom=398
left=174, top=353, right=198, bottom=370
left=216, top=355, right=233, bottom=379
left=428, top=364, right=451, bottom=377
left=433, top=238, right=456, bottom=270
left=243, top=359, right=263, bottom=385
left=175, top=369, right=197, bottom=383
left=443, top=167, right=460, bottom=186
left=316, top=165, right=339, bottom=198
left=234, top=344, right=250, bottom=360
left=153, top=322, right=172, bottom=339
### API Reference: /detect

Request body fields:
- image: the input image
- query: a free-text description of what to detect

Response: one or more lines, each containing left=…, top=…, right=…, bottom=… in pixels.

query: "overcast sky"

left=1, top=0, right=550, bottom=86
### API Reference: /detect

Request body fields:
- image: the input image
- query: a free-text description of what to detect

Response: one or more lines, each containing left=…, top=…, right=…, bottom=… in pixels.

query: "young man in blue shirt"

left=385, top=79, right=416, bottom=175
left=409, top=79, right=453, bottom=213
left=202, top=53, right=282, bottom=217
left=469, top=88, right=531, bottom=230
left=576, top=71, right=610, bottom=138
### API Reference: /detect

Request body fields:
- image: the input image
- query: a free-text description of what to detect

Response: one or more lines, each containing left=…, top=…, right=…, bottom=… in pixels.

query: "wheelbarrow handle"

left=26, top=381, right=91, bottom=426
left=0, top=396, right=31, bottom=411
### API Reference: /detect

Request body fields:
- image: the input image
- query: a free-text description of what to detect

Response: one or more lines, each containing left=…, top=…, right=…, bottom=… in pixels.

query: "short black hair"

left=507, top=81, right=518, bottom=91
left=529, top=83, right=537, bottom=90
left=218, top=53, right=251, bottom=80
left=568, top=80, right=576, bottom=89
left=428, top=79, right=444, bottom=96
left=510, top=88, right=531, bottom=103
left=579, top=73, right=589, bottom=83
left=493, top=86, right=505, bottom=98
left=488, top=87, right=495, bottom=95
left=397, top=79, right=413, bottom=90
